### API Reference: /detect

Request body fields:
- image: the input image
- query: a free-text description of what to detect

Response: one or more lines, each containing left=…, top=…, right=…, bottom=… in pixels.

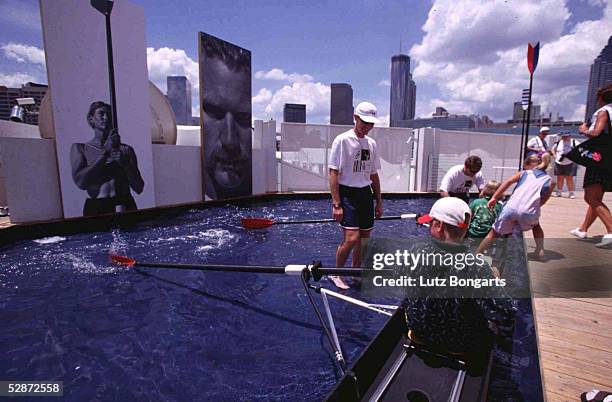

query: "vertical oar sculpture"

left=518, top=88, right=530, bottom=170
left=90, top=0, right=118, bottom=132
left=522, top=42, right=540, bottom=160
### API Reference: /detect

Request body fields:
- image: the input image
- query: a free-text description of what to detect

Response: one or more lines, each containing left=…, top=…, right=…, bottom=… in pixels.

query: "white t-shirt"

left=554, top=139, right=577, bottom=165
left=505, top=169, right=551, bottom=216
left=526, top=136, right=549, bottom=155
left=589, top=104, right=612, bottom=131
left=328, top=129, right=381, bottom=188
left=439, top=164, right=485, bottom=194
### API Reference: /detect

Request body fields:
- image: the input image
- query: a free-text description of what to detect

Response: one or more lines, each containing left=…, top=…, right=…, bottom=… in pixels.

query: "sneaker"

left=595, top=234, right=612, bottom=249
left=329, top=275, right=350, bottom=289
left=570, top=228, right=587, bottom=239
left=569, top=193, right=576, bottom=199
left=552, top=192, right=561, bottom=197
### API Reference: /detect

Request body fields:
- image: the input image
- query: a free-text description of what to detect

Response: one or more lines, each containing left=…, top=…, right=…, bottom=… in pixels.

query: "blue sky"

left=1, top=0, right=611, bottom=124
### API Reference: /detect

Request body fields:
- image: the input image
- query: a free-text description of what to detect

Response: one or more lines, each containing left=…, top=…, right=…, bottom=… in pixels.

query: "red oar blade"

left=241, top=217, right=275, bottom=229
left=110, top=254, right=136, bottom=267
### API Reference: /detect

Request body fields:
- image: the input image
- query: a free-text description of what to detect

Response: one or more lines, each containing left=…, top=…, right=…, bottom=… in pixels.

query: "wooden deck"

left=525, top=192, right=612, bottom=401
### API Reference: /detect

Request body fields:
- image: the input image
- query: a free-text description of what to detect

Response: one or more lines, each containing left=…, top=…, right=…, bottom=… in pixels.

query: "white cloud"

left=376, top=114, right=391, bottom=127
left=409, top=0, right=612, bottom=121
left=0, top=72, right=39, bottom=87
left=146, top=47, right=200, bottom=115
left=255, top=68, right=313, bottom=83
left=411, top=0, right=569, bottom=66
left=252, top=88, right=272, bottom=104
left=2, top=42, right=45, bottom=65
left=253, top=81, right=331, bottom=123
left=146, top=47, right=199, bottom=93
left=378, top=79, right=391, bottom=87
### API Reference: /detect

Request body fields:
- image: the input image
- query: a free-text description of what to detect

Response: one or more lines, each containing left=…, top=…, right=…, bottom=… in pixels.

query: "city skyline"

left=0, top=0, right=611, bottom=126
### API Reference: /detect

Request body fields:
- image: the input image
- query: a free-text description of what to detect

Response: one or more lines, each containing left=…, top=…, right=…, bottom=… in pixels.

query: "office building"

left=395, top=116, right=475, bottom=130
left=167, top=76, right=192, bottom=125
left=390, top=54, right=416, bottom=127
left=283, top=103, right=306, bottom=123
left=330, top=83, right=353, bottom=125
left=0, top=82, right=47, bottom=125
left=395, top=106, right=475, bottom=130
left=585, top=35, right=612, bottom=121
left=510, top=101, right=541, bottom=123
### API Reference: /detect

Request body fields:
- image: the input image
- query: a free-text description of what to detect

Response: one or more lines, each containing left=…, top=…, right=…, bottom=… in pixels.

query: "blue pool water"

left=0, top=198, right=543, bottom=401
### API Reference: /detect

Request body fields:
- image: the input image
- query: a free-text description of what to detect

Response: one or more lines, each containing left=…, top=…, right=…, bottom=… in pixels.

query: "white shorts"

left=492, top=207, right=540, bottom=235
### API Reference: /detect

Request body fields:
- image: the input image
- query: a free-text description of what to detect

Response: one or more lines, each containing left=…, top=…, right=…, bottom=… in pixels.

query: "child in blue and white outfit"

left=476, top=154, right=555, bottom=259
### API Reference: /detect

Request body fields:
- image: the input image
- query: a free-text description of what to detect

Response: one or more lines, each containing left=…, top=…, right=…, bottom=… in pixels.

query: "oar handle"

left=377, top=213, right=418, bottom=221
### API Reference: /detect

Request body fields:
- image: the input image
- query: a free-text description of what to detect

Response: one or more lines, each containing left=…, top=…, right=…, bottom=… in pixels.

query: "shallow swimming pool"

left=0, top=197, right=542, bottom=401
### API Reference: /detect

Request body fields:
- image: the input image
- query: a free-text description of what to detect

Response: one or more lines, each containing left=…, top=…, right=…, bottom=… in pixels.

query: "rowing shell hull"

left=325, top=309, right=493, bottom=401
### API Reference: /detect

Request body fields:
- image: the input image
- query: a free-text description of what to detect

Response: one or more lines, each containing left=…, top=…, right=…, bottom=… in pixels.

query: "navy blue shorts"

left=339, top=185, right=374, bottom=231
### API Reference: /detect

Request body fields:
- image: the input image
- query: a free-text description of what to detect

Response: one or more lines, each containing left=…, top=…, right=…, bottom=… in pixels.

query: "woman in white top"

left=551, top=132, right=578, bottom=198
left=571, top=83, right=612, bottom=248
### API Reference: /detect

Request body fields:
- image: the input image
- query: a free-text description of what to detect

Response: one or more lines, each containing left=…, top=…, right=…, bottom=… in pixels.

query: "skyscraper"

left=390, top=54, right=416, bottom=127
left=283, top=103, right=306, bottom=123
left=167, top=76, right=192, bottom=125
left=585, top=36, right=612, bottom=121
left=330, top=83, right=353, bottom=125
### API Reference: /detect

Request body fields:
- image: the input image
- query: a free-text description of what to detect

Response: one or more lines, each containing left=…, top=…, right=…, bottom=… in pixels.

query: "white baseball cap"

left=354, top=101, right=380, bottom=124
left=539, top=126, right=550, bottom=133
left=418, top=197, right=471, bottom=229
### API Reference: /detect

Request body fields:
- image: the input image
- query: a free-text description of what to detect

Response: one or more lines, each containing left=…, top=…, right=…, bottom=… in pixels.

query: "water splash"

left=33, top=236, right=66, bottom=245
left=109, top=229, right=128, bottom=256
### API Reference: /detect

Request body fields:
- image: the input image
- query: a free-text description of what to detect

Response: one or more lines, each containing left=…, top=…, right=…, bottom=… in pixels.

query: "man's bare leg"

left=350, top=229, right=372, bottom=268
left=332, top=229, right=360, bottom=289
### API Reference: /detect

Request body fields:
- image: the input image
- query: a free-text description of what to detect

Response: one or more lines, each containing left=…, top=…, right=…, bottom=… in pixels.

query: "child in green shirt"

left=468, top=180, right=502, bottom=238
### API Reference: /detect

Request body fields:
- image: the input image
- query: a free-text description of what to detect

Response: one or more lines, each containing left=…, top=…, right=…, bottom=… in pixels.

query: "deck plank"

left=543, top=369, right=605, bottom=402
left=540, top=350, right=612, bottom=388
left=538, top=334, right=612, bottom=368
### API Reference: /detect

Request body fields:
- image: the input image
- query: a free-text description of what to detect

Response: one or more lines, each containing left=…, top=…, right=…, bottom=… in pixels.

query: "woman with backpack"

left=551, top=131, right=578, bottom=199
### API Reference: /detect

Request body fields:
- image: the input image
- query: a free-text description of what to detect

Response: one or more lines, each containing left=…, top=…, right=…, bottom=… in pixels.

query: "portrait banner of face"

left=199, top=32, right=253, bottom=200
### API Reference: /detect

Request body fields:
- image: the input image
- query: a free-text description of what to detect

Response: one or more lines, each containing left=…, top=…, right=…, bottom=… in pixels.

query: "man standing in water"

left=328, top=101, right=383, bottom=289
left=70, top=101, right=144, bottom=216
